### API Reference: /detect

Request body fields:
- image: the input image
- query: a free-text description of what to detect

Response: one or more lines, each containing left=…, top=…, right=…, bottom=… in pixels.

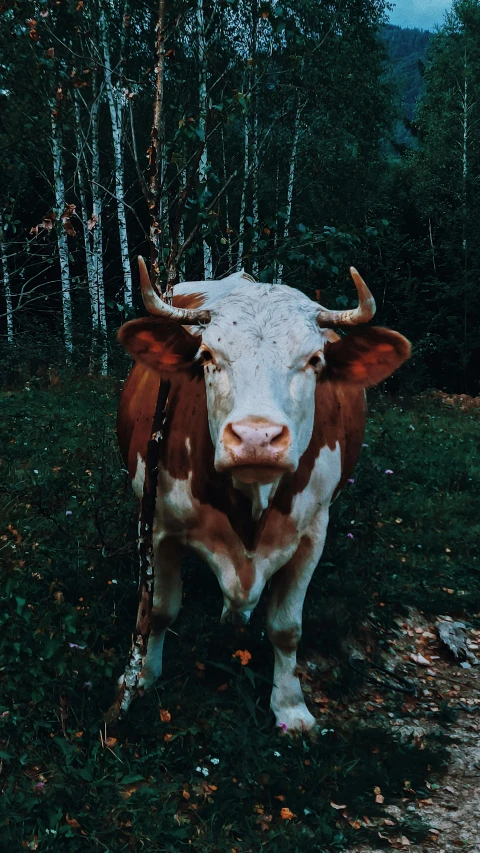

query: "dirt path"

left=305, top=610, right=480, bottom=852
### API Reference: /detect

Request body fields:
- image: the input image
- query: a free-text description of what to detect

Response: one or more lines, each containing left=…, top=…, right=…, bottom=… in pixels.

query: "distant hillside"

left=381, top=23, right=431, bottom=143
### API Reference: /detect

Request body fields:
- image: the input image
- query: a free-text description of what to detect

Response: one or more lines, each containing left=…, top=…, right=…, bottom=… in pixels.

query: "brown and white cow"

left=117, top=259, right=410, bottom=733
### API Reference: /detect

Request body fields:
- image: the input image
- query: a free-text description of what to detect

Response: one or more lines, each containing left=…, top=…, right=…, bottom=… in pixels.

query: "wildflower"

left=35, top=781, right=45, bottom=790
left=273, top=751, right=281, bottom=757
left=347, top=533, right=354, bottom=540
left=232, top=649, right=252, bottom=666
left=278, top=722, right=288, bottom=733
left=65, top=510, right=72, bottom=516
left=210, top=757, right=220, bottom=765
left=68, top=643, right=84, bottom=650
left=196, top=766, right=209, bottom=777
left=384, top=469, right=394, bottom=474
left=33, top=469, right=39, bottom=474
left=347, top=478, right=355, bottom=484
left=280, top=807, right=295, bottom=820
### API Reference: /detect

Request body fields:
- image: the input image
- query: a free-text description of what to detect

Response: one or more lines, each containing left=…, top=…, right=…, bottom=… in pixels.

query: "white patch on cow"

left=132, top=452, right=146, bottom=500
left=291, top=442, right=342, bottom=527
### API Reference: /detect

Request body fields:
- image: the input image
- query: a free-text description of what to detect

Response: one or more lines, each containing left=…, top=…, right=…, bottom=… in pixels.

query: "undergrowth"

left=0, top=376, right=478, bottom=851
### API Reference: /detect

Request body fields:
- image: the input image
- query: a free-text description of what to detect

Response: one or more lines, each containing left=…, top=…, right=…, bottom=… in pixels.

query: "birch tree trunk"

left=51, top=97, right=73, bottom=357
left=99, top=9, right=132, bottom=308
left=251, top=109, right=259, bottom=278
left=236, top=115, right=249, bottom=271
left=148, top=0, right=167, bottom=285
left=0, top=211, right=13, bottom=345
left=276, top=99, right=302, bottom=284
left=221, top=126, right=233, bottom=269
left=74, top=94, right=98, bottom=359
left=197, top=0, right=212, bottom=278
left=92, top=74, right=108, bottom=375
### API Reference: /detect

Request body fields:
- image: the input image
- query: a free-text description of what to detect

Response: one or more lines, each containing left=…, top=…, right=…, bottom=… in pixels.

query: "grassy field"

left=1, top=376, right=479, bottom=851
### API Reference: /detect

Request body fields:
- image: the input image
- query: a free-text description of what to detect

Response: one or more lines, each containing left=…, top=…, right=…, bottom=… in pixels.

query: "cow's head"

left=119, top=260, right=410, bottom=487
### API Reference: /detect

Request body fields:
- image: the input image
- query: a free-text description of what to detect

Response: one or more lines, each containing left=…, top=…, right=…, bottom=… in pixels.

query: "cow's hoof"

left=274, top=704, right=317, bottom=735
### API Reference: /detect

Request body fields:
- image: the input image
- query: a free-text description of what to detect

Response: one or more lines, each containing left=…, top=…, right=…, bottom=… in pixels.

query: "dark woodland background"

left=1, top=0, right=480, bottom=394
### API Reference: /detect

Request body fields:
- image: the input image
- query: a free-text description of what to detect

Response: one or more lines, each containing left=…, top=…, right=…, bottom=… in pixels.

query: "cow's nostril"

left=224, top=423, right=243, bottom=446
left=270, top=426, right=289, bottom=448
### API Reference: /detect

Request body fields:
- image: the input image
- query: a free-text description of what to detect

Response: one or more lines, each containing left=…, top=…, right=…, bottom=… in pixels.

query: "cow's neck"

left=231, top=476, right=281, bottom=522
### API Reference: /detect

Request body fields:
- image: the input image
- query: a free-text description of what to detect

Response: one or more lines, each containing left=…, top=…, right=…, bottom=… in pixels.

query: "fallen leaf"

left=410, top=653, right=430, bottom=666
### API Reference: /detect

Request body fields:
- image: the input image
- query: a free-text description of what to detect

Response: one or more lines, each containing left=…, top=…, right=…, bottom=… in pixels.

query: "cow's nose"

left=223, top=418, right=291, bottom=456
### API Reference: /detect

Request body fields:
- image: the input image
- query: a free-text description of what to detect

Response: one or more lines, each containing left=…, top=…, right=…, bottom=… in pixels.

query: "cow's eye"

left=308, top=355, right=322, bottom=369
left=199, top=349, right=214, bottom=365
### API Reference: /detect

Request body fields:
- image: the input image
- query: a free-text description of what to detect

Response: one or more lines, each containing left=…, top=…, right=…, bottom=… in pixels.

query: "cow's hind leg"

left=266, top=509, right=329, bottom=734
left=138, top=537, right=183, bottom=689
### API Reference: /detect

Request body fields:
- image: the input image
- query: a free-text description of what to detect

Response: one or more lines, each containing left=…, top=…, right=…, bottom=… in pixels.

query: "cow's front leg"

left=138, top=537, right=183, bottom=689
left=266, top=509, right=329, bottom=734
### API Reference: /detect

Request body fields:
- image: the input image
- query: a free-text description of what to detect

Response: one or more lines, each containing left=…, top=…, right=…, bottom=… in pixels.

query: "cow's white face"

left=198, top=285, right=324, bottom=483
left=119, top=276, right=410, bottom=498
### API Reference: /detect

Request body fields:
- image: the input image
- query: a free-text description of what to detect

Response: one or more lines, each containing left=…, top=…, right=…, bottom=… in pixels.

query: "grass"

left=0, top=375, right=479, bottom=851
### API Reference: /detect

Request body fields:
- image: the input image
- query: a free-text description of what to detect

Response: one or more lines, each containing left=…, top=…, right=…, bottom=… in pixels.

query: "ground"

left=0, top=376, right=479, bottom=851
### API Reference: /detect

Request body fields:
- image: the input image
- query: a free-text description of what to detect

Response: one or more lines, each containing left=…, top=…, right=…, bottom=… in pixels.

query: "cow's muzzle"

left=216, top=417, right=294, bottom=482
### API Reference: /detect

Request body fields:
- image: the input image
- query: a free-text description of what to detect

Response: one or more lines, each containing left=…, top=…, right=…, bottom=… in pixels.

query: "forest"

left=1, top=1, right=480, bottom=851
left=1, top=0, right=480, bottom=393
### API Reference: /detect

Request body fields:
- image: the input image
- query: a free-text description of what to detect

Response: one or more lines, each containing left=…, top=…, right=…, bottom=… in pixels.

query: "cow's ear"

left=118, top=318, right=200, bottom=372
left=324, top=326, right=411, bottom=387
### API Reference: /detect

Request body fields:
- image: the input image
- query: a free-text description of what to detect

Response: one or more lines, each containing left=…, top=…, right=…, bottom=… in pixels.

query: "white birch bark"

left=251, top=109, right=259, bottom=278
left=197, top=0, right=212, bottom=278
left=74, top=95, right=98, bottom=342
left=92, top=77, right=108, bottom=375
left=51, top=104, right=73, bottom=356
left=99, top=9, right=132, bottom=308
left=0, top=211, right=13, bottom=345
left=276, top=99, right=302, bottom=284
left=221, top=126, right=233, bottom=269
left=236, top=115, right=249, bottom=271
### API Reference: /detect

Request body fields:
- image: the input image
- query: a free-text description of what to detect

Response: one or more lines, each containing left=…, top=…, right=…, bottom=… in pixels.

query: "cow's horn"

left=316, top=267, right=376, bottom=327
left=138, top=257, right=211, bottom=325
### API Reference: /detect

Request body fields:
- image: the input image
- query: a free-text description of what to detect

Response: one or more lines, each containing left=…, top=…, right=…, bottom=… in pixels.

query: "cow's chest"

left=152, top=442, right=338, bottom=563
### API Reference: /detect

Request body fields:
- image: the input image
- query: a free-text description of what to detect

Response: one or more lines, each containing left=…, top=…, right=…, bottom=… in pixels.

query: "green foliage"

left=2, top=380, right=478, bottom=849
left=381, top=24, right=431, bottom=125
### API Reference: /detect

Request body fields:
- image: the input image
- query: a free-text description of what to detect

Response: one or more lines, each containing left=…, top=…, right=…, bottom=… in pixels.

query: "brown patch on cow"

left=271, top=628, right=300, bottom=654
left=118, top=318, right=200, bottom=374
left=173, top=292, right=206, bottom=310
left=325, top=326, right=411, bottom=388
left=273, top=381, right=366, bottom=514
